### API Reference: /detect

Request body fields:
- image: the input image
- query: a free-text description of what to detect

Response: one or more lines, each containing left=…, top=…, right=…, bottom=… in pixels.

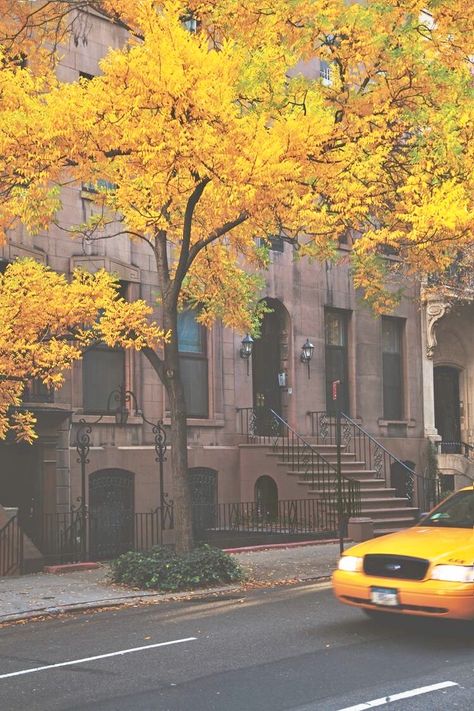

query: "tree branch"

left=186, top=211, right=250, bottom=272
left=172, top=177, right=211, bottom=296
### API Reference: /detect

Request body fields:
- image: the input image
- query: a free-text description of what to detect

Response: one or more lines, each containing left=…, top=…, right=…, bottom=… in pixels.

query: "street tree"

left=0, top=258, right=165, bottom=442
left=1, top=1, right=474, bottom=550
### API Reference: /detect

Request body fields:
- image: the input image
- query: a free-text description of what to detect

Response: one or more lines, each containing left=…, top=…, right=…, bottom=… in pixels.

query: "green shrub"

left=109, top=544, right=245, bottom=592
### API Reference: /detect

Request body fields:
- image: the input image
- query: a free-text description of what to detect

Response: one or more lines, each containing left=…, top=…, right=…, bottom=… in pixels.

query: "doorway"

left=189, top=467, right=218, bottom=539
left=89, top=469, right=134, bottom=559
left=252, top=299, right=287, bottom=433
left=255, top=475, right=278, bottom=520
left=0, top=442, right=40, bottom=538
left=434, top=366, right=461, bottom=453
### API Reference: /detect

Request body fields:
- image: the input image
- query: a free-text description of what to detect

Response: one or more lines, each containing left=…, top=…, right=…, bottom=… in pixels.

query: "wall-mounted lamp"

left=240, top=334, right=254, bottom=375
left=300, top=338, right=314, bottom=379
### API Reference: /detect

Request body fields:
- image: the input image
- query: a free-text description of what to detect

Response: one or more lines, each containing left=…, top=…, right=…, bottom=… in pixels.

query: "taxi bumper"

left=332, top=569, right=474, bottom=620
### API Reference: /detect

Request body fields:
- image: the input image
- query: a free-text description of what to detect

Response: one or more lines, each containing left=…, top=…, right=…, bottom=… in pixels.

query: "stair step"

left=374, top=524, right=416, bottom=536
left=360, top=498, right=411, bottom=510
left=300, top=480, right=389, bottom=491
left=290, top=469, right=379, bottom=480
left=275, top=454, right=359, bottom=466
left=372, top=515, right=417, bottom=527
left=270, top=444, right=350, bottom=453
left=354, top=481, right=392, bottom=490
left=360, top=507, right=418, bottom=519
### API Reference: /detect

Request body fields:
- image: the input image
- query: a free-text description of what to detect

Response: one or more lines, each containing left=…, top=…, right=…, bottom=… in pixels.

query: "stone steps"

left=272, top=442, right=419, bottom=534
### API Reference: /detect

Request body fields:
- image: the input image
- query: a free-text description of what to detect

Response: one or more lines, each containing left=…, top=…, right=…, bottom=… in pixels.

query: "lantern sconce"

left=240, top=334, right=254, bottom=376
left=300, top=338, right=314, bottom=379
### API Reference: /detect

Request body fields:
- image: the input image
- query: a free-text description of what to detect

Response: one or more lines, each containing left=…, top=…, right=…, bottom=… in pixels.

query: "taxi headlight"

left=430, top=565, right=474, bottom=583
left=338, top=556, right=363, bottom=573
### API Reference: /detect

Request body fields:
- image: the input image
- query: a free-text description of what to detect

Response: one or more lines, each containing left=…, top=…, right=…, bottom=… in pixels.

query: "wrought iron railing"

left=0, top=514, right=23, bottom=576
left=237, top=406, right=282, bottom=443
left=308, top=411, right=442, bottom=512
left=28, top=504, right=174, bottom=564
left=435, top=440, right=474, bottom=459
left=192, top=498, right=339, bottom=538
left=22, top=378, right=54, bottom=403
left=237, top=407, right=360, bottom=520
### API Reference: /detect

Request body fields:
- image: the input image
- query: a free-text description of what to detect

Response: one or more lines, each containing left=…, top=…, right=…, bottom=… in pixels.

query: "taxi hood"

left=345, top=526, right=474, bottom=564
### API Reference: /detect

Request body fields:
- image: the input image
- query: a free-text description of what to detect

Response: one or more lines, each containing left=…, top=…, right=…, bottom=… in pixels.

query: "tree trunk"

left=164, top=358, right=194, bottom=554
left=144, top=303, right=194, bottom=553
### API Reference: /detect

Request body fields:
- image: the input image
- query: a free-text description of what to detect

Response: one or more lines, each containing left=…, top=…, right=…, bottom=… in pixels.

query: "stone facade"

left=0, top=13, right=431, bottom=538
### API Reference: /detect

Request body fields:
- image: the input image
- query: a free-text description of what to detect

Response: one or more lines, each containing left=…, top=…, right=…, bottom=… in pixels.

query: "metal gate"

left=89, top=469, right=134, bottom=559
left=189, top=467, right=217, bottom=539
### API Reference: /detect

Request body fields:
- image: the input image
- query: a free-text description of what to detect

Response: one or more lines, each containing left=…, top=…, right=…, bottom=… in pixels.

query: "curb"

left=0, top=575, right=334, bottom=626
left=43, top=562, right=101, bottom=574
left=224, top=538, right=346, bottom=554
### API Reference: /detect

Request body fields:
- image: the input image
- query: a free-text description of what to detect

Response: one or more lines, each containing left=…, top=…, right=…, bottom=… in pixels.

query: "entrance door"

left=89, top=469, right=134, bottom=559
left=0, top=443, right=40, bottom=540
left=252, top=302, right=283, bottom=433
left=434, top=366, right=461, bottom=453
left=255, top=476, right=278, bottom=520
left=189, top=467, right=218, bottom=539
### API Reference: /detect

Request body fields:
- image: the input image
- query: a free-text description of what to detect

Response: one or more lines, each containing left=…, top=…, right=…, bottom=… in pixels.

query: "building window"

left=325, top=309, right=349, bottom=415
left=320, top=59, right=332, bottom=85
left=178, top=308, right=208, bottom=418
left=382, top=317, right=404, bottom=420
left=83, top=345, right=125, bottom=413
left=267, top=235, right=285, bottom=253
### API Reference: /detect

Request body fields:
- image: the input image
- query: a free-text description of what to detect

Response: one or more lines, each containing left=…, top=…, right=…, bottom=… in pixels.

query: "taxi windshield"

left=422, top=489, right=474, bottom=529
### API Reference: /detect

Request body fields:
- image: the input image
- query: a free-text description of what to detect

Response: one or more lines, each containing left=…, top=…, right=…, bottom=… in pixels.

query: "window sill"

left=72, top=413, right=143, bottom=425
left=378, top=419, right=416, bottom=428
left=163, top=417, right=225, bottom=428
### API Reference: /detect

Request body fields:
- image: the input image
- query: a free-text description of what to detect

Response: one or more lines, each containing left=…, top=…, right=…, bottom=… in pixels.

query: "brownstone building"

left=1, top=11, right=462, bottom=569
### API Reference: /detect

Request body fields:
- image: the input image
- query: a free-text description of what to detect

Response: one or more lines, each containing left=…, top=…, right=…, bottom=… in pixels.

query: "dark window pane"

left=83, top=347, right=125, bottom=412
left=268, top=235, right=284, bottom=252
left=178, top=309, right=205, bottom=353
left=382, top=318, right=403, bottom=420
left=325, top=311, right=346, bottom=346
left=383, top=353, right=402, bottom=419
left=177, top=309, right=208, bottom=418
left=180, top=357, right=208, bottom=418
left=325, top=310, right=349, bottom=414
left=382, top=318, right=401, bottom=353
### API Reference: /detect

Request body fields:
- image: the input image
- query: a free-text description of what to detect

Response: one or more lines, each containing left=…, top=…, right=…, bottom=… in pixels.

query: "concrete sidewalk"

left=0, top=541, right=341, bottom=624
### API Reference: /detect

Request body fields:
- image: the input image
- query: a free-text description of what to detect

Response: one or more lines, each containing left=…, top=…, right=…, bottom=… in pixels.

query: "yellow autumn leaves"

left=0, top=259, right=167, bottom=441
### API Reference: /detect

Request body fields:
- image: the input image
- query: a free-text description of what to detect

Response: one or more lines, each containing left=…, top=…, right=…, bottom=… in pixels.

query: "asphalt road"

left=0, top=582, right=472, bottom=711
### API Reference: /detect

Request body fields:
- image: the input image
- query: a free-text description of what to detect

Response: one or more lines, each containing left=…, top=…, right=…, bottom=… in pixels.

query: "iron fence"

left=237, top=406, right=282, bottom=443
left=0, top=514, right=23, bottom=576
left=192, top=498, right=339, bottom=538
left=30, top=504, right=174, bottom=563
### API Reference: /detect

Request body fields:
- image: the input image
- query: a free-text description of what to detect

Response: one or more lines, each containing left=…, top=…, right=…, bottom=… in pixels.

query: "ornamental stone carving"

left=425, top=300, right=451, bottom=358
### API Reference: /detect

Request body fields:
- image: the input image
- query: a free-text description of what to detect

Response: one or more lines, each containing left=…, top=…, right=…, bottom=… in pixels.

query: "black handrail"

left=308, top=411, right=442, bottom=511
left=0, top=514, right=23, bottom=576
left=237, top=406, right=360, bottom=519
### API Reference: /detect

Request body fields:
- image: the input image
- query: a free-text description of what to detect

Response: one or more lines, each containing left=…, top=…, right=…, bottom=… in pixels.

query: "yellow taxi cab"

left=332, top=486, right=474, bottom=620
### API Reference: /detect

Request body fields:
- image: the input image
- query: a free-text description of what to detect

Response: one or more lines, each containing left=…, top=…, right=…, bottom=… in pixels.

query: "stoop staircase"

left=276, top=440, right=419, bottom=536
left=239, top=408, right=438, bottom=537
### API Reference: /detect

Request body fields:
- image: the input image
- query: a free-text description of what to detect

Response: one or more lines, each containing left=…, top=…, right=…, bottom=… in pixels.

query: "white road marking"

left=335, top=681, right=459, bottom=711
left=0, top=636, right=197, bottom=680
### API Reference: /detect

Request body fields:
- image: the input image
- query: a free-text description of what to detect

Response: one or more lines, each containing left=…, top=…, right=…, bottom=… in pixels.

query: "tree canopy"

left=1, top=1, right=473, bottom=312
left=0, top=259, right=165, bottom=441
left=1, top=0, right=474, bottom=549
